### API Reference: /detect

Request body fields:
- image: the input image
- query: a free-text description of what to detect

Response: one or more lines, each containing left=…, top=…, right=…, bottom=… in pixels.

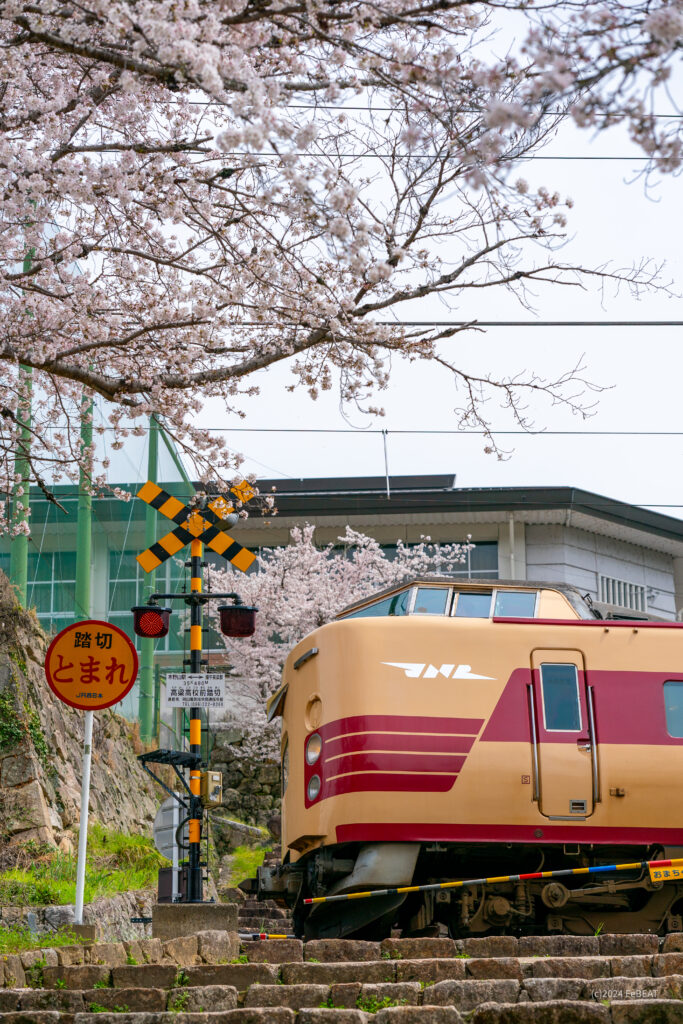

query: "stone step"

left=4, top=996, right=683, bottom=1023
left=6, top=970, right=682, bottom=1007
left=16, top=951, right=683, bottom=992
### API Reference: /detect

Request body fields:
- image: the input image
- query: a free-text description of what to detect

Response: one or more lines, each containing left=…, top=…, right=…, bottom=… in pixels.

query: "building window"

left=664, top=681, right=683, bottom=738
left=598, top=575, right=647, bottom=612
left=107, top=550, right=186, bottom=653
left=379, top=541, right=498, bottom=578
left=23, top=551, right=77, bottom=634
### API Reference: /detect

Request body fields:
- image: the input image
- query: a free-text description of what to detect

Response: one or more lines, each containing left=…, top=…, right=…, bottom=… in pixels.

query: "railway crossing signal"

left=135, top=479, right=257, bottom=575
left=132, top=477, right=258, bottom=905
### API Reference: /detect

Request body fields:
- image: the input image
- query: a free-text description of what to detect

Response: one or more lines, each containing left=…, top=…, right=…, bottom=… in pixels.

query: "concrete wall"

left=524, top=524, right=676, bottom=619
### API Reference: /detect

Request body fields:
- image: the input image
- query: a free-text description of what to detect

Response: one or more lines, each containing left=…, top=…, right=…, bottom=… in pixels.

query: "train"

left=253, top=577, right=683, bottom=938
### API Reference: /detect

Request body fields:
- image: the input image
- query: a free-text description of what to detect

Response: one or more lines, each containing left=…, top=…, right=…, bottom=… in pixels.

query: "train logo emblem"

left=382, top=662, right=494, bottom=680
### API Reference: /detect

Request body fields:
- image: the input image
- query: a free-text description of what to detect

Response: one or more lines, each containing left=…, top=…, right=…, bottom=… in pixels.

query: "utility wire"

left=157, top=321, right=683, bottom=329
left=222, top=151, right=663, bottom=161
left=172, top=99, right=683, bottom=119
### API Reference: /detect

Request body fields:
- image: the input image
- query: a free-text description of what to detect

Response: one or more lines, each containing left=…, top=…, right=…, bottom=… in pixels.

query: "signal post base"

left=152, top=902, right=239, bottom=942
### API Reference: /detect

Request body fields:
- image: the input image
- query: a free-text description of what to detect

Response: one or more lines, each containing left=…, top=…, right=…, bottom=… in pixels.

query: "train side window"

left=345, top=590, right=412, bottom=618
left=664, top=681, right=683, bottom=738
left=541, top=664, right=581, bottom=731
left=494, top=590, right=537, bottom=617
left=414, top=587, right=451, bottom=615
left=454, top=591, right=492, bottom=618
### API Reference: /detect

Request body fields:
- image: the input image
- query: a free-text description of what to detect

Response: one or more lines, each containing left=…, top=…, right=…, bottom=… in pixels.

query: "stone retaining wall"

left=0, top=889, right=155, bottom=941
left=209, top=727, right=280, bottom=827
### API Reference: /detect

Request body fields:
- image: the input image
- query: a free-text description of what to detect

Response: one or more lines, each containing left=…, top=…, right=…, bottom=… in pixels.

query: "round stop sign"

left=45, top=620, right=138, bottom=711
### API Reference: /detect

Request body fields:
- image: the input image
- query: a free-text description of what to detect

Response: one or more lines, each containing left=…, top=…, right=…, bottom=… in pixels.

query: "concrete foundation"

left=152, top=902, right=238, bottom=940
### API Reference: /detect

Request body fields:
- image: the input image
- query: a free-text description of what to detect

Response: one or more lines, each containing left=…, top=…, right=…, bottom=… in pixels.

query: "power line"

left=223, top=151, right=659, bottom=161
left=172, top=99, right=683, bottom=119
left=33, top=425, right=683, bottom=436
left=193, top=321, right=683, bottom=328
left=21, top=489, right=683, bottom=510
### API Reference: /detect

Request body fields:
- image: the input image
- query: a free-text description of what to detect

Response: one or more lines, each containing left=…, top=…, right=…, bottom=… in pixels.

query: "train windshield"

left=347, top=590, right=411, bottom=617
left=414, top=587, right=450, bottom=615
left=494, top=591, right=537, bottom=617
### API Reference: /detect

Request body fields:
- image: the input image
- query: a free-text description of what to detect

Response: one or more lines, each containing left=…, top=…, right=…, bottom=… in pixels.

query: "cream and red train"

left=256, top=578, right=683, bottom=938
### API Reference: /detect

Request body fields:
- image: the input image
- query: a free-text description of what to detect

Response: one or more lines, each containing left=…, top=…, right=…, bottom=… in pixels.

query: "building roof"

left=252, top=476, right=683, bottom=556
left=17, top=475, right=683, bottom=557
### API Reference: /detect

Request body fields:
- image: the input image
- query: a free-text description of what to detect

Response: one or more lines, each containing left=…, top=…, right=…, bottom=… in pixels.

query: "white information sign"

left=164, top=673, right=226, bottom=709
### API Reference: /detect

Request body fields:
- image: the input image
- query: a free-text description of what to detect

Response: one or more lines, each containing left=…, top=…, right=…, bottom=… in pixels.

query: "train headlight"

left=306, top=733, right=322, bottom=765
left=307, top=774, right=322, bottom=802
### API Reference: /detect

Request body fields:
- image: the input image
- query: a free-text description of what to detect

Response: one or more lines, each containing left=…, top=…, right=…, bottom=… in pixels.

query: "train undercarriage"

left=254, top=841, right=683, bottom=939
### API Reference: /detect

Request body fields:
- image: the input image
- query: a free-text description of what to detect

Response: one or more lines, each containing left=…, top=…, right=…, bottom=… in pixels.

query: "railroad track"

left=1, top=927, right=683, bottom=1021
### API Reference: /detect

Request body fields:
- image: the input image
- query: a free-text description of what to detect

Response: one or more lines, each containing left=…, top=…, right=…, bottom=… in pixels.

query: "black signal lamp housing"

left=218, top=601, right=257, bottom=638
left=132, top=604, right=172, bottom=639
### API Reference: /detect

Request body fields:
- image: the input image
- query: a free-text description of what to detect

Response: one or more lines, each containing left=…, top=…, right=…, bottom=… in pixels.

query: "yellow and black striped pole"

left=302, top=857, right=683, bottom=907
left=188, top=535, right=203, bottom=902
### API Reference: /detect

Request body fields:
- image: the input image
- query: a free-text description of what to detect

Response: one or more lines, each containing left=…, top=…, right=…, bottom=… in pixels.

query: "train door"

left=530, top=649, right=596, bottom=819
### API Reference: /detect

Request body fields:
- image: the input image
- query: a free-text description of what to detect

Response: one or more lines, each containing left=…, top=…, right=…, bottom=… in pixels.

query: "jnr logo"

left=382, top=662, right=494, bottom=680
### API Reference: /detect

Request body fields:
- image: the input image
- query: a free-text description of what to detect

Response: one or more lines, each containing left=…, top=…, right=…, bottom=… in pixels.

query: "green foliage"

left=93, top=978, right=113, bottom=989
left=230, top=954, right=249, bottom=964
left=168, top=987, right=189, bottom=1012
left=24, top=956, right=46, bottom=988
left=55, top=979, right=67, bottom=989
left=125, top=953, right=138, bottom=965
left=0, top=690, right=24, bottom=752
left=89, top=1003, right=129, bottom=1013
left=356, top=994, right=408, bottom=1013
left=25, top=705, right=49, bottom=769
left=173, top=968, right=189, bottom=988
left=381, top=950, right=402, bottom=959
left=228, top=844, right=272, bottom=887
left=0, top=825, right=168, bottom=906
left=0, top=924, right=86, bottom=956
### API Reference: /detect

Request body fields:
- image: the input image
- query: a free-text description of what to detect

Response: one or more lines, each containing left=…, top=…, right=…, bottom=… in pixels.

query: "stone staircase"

left=2, top=930, right=683, bottom=1021
left=238, top=896, right=293, bottom=935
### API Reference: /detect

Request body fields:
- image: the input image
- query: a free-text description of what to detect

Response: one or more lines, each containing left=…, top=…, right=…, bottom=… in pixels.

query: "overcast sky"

left=188, top=113, right=683, bottom=518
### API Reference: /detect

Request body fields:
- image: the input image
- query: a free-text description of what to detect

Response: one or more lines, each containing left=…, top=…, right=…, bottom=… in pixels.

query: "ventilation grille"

left=569, top=799, right=588, bottom=815
left=598, top=575, right=647, bottom=612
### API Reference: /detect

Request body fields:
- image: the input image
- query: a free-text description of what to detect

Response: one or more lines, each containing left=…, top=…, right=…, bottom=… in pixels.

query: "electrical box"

left=201, top=770, right=223, bottom=807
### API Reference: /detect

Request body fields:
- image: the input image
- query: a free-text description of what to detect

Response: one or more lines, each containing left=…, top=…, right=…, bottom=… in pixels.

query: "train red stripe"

left=325, top=773, right=458, bottom=797
left=319, top=714, right=484, bottom=741
left=327, top=752, right=467, bottom=776
left=324, top=732, right=476, bottom=758
left=335, top=822, right=683, bottom=845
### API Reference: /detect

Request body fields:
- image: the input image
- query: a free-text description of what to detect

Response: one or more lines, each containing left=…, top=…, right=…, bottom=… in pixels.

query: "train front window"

left=414, top=587, right=451, bottom=615
left=345, top=589, right=412, bottom=618
left=664, top=681, right=683, bottom=738
left=453, top=591, right=492, bottom=618
left=541, top=664, right=581, bottom=731
left=494, top=591, right=537, bottom=617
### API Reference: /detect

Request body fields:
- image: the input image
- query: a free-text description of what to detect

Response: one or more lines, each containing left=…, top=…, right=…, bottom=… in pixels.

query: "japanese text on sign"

left=648, top=863, right=683, bottom=883
left=164, top=673, right=226, bottom=709
left=45, top=620, right=138, bottom=711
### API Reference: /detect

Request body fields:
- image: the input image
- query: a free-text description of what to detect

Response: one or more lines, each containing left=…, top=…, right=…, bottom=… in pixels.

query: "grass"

left=0, top=925, right=88, bottom=956
left=228, top=844, right=272, bottom=887
left=0, top=823, right=168, bottom=909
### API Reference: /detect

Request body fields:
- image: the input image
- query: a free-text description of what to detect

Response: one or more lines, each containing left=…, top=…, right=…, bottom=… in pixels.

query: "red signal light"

left=132, top=605, right=171, bottom=638
left=218, top=603, right=257, bottom=638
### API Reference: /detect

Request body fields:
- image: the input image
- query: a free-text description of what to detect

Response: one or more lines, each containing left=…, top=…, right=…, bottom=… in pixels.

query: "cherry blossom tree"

left=1, top=1, right=680, bottom=531
left=207, top=524, right=472, bottom=745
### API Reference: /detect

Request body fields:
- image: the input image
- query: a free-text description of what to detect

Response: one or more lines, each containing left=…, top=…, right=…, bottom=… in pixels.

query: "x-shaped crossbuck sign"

left=136, top=480, right=257, bottom=574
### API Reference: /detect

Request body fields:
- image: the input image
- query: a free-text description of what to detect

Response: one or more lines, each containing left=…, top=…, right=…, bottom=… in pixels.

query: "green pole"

left=8, top=366, right=32, bottom=605
left=8, top=244, right=35, bottom=606
left=74, top=391, right=93, bottom=620
left=138, top=415, right=159, bottom=740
